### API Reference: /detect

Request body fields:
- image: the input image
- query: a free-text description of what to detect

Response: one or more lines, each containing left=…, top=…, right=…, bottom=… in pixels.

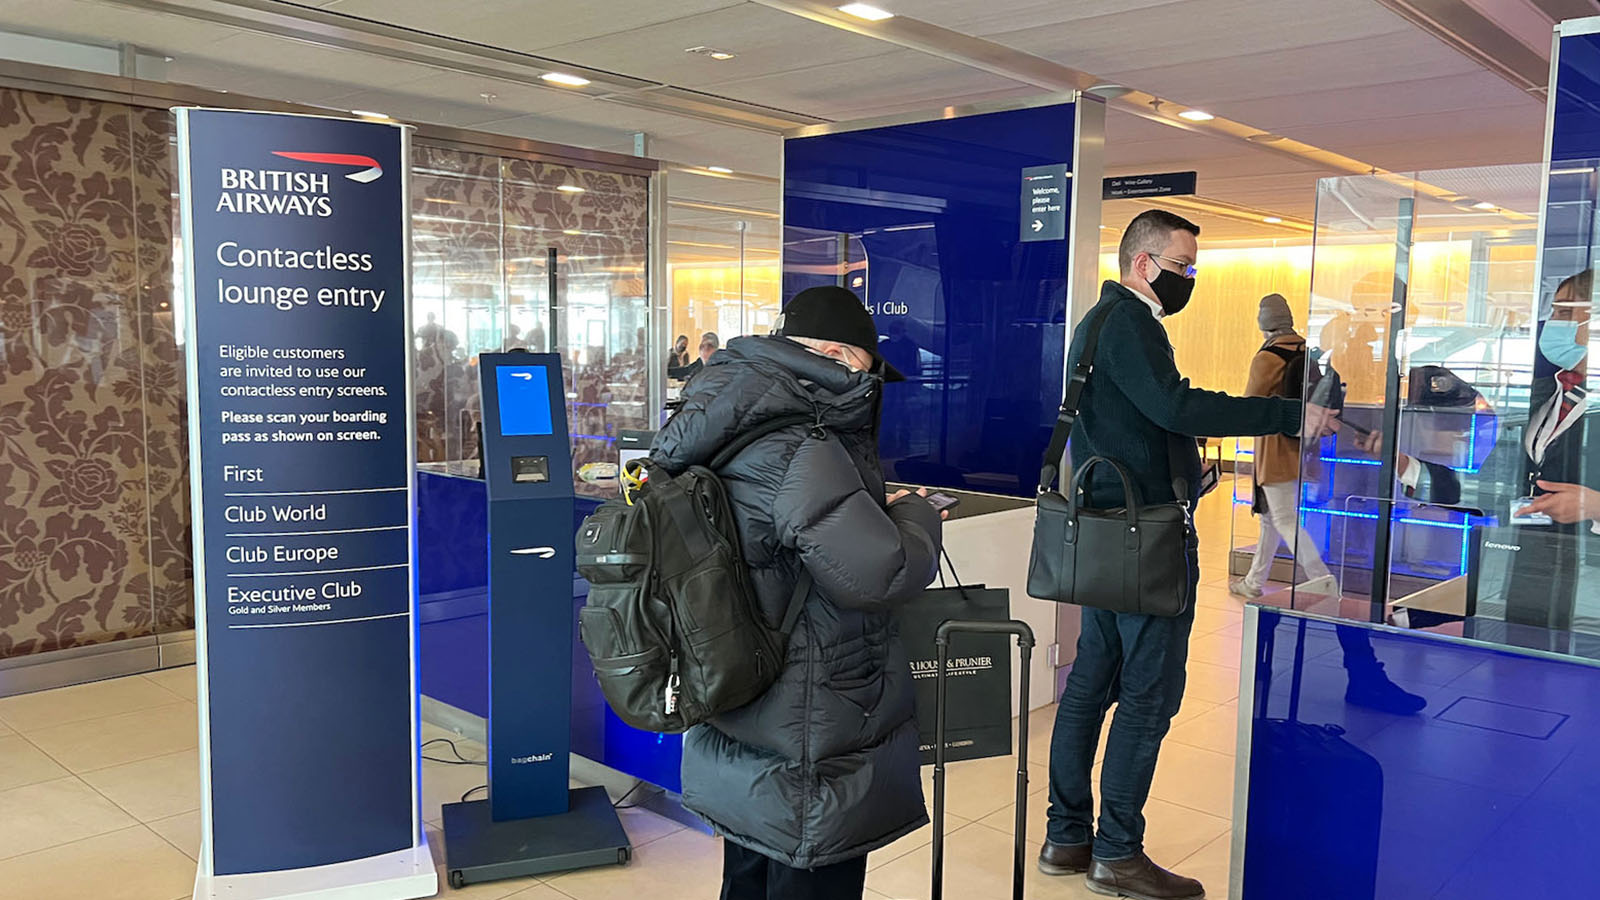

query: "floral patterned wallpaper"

left=0, top=91, right=187, bottom=660
left=0, top=88, right=654, bottom=662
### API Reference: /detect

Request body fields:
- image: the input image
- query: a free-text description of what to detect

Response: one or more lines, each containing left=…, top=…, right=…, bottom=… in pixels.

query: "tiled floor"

left=0, top=489, right=1267, bottom=899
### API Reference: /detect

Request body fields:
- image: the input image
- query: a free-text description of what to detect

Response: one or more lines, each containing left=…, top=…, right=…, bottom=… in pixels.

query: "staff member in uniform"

left=1507, top=269, right=1600, bottom=629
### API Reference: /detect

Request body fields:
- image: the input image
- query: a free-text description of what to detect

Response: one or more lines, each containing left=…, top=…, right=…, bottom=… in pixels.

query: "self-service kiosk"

left=441, top=352, right=631, bottom=887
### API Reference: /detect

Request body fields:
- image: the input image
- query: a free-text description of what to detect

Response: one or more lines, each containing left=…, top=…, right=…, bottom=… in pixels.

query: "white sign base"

left=194, top=838, right=437, bottom=900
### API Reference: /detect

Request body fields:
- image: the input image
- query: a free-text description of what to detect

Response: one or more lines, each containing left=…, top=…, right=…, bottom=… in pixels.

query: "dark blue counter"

left=1240, top=607, right=1600, bottom=899
left=416, top=468, right=682, bottom=791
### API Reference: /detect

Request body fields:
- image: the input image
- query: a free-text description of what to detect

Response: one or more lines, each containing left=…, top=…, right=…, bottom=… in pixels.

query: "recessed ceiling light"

left=707, top=166, right=734, bottom=174
left=686, top=46, right=738, bottom=61
left=1472, top=201, right=1497, bottom=210
left=563, top=229, right=584, bottom=236
left=542, top=72, right=591, bottom=87
left=1263, top=216, right=1283, bottom=224
left=1178, top=110, right=1215, bottom=122
left=1086, top=83, right=1133, bottom=100
left=557, top=184, right=586, bottom=193
left=351, top=109, right=390, bottom=119
left=838, top=3, right=894, bottom=21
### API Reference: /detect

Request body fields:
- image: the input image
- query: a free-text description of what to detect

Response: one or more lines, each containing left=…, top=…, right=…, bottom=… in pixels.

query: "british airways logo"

left=271, top=151, right=384, bottom=183
left=215, top=151, right=383, bottom=218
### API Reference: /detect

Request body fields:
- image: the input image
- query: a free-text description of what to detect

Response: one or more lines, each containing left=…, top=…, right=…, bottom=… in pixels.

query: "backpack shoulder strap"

left=778, top=569, right=812, bottom=635
left=1262, top=344, right=1301, bottom=363
left=709, top=413, right=815, bottom=471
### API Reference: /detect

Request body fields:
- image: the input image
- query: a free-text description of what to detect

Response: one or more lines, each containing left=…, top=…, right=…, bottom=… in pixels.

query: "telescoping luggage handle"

left=931, top=618, right=1035, bottom=900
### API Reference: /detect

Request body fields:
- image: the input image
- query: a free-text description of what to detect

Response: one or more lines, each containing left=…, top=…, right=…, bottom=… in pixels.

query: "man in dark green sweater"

left=1037, top=210, right=1328, bottom=900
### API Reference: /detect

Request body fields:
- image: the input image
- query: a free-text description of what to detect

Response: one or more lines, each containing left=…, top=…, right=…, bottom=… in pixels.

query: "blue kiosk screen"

left=497, top=366, right=555, bottom=436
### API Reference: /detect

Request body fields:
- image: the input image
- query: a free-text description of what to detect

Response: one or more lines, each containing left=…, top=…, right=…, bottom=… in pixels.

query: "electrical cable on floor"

left=422, top=737, right=486, bottom=766
left=430, top=743, right=642, bottom=809
left=612, top=779, right=647, bottom=810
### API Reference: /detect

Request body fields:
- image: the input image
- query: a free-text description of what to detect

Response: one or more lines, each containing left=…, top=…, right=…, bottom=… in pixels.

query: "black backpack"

left=1263, top=343, right=1311, bottom=400
left=575, top=415, right=814, bottom=733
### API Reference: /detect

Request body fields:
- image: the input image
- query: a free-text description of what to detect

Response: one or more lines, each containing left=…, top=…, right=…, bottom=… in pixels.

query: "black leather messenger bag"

left=1026, top=306, right=1193, bottom=617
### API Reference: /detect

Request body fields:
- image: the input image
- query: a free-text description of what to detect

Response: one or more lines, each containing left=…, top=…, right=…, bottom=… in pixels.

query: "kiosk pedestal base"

left=441, top=785, right=631, bottom=887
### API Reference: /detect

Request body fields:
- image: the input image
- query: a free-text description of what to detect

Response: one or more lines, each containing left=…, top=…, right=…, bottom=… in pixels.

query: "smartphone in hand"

left=1510, top=496, right=1554, bottom=526
left=926, top=492, right=961, bottom=514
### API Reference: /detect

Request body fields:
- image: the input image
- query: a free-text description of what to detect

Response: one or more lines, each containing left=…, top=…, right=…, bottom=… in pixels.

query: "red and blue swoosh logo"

left=271, top=151, right=383, bottom=183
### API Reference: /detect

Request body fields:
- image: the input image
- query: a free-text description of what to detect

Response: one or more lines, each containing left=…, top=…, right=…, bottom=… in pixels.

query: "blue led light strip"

left=1301, top=506, right=1478, bottom=530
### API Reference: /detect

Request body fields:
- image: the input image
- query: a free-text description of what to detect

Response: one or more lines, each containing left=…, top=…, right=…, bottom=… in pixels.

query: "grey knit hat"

left=1258, top=293, right=1294, bottom=333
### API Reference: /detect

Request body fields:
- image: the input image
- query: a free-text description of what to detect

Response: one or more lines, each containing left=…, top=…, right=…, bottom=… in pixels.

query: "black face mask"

left=1149, top=265, right=1196, bottom=316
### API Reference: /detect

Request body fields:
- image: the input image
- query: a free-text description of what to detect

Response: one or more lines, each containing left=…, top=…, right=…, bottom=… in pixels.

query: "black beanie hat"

left=775, top=285, right=904, bottom=382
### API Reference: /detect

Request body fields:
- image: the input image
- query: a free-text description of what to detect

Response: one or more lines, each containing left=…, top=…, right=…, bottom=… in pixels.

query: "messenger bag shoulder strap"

left=1167, top=432, right=1196, bottom=506
left=1038, top=303, right=1116, bottom=492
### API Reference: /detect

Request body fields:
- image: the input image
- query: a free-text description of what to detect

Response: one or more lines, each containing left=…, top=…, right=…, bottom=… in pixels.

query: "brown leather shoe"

left=1037, top=839, right=1092, bottom=875
left=1086, top=853, right=1205, bottom=899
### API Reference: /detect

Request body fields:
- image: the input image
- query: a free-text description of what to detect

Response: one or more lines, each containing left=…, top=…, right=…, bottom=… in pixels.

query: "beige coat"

left=1246, top=333, right=1305, bottom=486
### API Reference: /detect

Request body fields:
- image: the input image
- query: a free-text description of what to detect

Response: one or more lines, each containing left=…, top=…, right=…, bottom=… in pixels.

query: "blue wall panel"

left=1243, top=609, right=1600, bottom=899
left=783, top=104, right=1076, bottom=497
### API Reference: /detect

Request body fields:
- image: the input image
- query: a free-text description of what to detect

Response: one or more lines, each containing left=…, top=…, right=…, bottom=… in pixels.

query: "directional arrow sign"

left=1032, top=219, right=1045, bottom=233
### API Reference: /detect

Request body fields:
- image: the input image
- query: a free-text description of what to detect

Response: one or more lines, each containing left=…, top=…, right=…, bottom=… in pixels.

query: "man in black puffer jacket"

left=650, top=286, right=943, bottom=900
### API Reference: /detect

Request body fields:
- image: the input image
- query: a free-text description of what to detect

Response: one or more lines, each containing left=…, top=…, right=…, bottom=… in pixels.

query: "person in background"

left=1231, top=293, right=1338, bottom=600
left=1038, top=210, right=1337, bottom=900
left=651, top=285, right=943, bottom=900
left=1234, top=295, right=1426, bottom=714
left=668, top=334, right=690, bottom=370
left=669, top=334, right=719, bottom=381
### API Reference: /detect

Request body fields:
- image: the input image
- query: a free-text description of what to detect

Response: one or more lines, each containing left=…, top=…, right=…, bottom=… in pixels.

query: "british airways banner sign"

left=177, top=108, right=433, bottom=900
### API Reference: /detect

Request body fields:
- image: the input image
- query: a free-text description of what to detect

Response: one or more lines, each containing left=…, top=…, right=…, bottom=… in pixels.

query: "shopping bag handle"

left=936, top=548, right=968, bottom=597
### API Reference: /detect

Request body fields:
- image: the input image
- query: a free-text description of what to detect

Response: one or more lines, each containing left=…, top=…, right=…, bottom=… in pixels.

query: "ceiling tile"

left=1216, top=71, right=1538, bottom=133
left=1290, top=105, right=1546, bottom=167
left=701, top=48, right=1024, bottom=119
left=990, top=0, right=1409, bottom=76
left=1104, top=30, right=1486, bottom=107
left=536, top=4, right=890, bottom=89
left=0, top=0, right=238, bottom=49
left=321, top=0, right=743, bottom=53
left=199, top=31, right=455, bottom=96
left=890, top=0, right=1177, bottom=35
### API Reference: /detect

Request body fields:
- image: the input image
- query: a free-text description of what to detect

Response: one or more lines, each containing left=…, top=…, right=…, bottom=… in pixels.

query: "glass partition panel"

left=669, top=205, right=781, bottom=343
left=410, top=151, right=652, bottom=498
left=670, top=206, right=747, bottom=353
left=1299, top=163, right=1600, bottom=646
left=411, top=146, right=504, bottom=467
left=503, top=160, right=651, bottom=500
left=666, top=187, right=782, bottom=408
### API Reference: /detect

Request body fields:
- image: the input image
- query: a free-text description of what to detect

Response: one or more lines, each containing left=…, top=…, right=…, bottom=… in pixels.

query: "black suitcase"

left=930, top=618, right=1035, bottom=900
left=1242, top=615, right=1382, bottom=899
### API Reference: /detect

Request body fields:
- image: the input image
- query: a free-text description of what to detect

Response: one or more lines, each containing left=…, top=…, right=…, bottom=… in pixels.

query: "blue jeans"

left=1045, top=540, right=1199, bottom=861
